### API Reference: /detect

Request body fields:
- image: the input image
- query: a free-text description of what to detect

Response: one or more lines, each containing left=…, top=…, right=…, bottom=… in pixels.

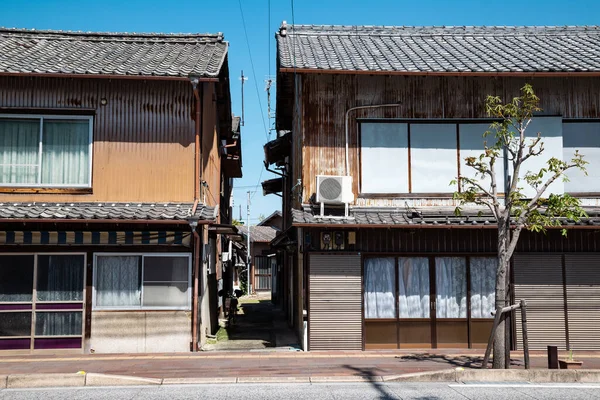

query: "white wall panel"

left=459, top=123, right=505, bottom=194
left=563, top=122, right=600, bottom=193
left=515, top=117, right=564, bottom=198
left=360, top=123, right=408, bottom=193
left=411, top=124, right=458, bottom=193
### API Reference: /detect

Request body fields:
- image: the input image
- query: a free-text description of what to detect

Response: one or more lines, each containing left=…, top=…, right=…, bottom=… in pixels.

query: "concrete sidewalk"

left=2, top=350, right=600, bottom=381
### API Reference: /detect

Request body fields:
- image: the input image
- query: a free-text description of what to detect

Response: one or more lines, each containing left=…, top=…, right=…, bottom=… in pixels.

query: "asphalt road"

left=2, top=382, right=600, bottom=400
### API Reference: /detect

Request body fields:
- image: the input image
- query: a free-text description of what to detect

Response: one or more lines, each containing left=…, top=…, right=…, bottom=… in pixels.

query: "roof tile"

left=277, top=25, right=600, bottom=73
left=0, top=28, right=228, bottom=78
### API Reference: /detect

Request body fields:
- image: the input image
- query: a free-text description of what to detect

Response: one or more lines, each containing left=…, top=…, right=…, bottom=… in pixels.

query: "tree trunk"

left=493, top=222, right=510, bottom=369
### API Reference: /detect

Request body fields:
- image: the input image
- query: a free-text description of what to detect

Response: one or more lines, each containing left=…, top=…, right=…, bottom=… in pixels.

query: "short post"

left=548, top=345, right=558, bottom=369
left=520, top=299, right=530, bottom=370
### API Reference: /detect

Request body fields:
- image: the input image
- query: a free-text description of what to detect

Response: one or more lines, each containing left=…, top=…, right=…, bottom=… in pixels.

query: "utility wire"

left=238, top=0, right=269, bottom=141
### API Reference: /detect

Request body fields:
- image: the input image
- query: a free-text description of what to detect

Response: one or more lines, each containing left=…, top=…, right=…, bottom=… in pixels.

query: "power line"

left=238, top=0, right=269, bottom=141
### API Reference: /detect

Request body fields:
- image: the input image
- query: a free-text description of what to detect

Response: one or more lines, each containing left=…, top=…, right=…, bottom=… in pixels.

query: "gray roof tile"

left=0, top=28, right=228, bottom=78
left=0, top=202, right=215, bottom=221
left=292, top=206, right=600, bottom=226
left=277, top=24, right=600, bottom=73
left=237, top=225, right=279, bottom=243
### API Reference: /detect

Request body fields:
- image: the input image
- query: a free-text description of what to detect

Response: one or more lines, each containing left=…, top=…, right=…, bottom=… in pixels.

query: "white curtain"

left=35, top=311, right=82, bottom=336
left=0, top=119, right=39, bottom=184
left=96, top=256, right=141, bottom=307
left=470, top=257, right=497, bottom=318
left=398, top=257, right=430, bottom=318
left=42, top=119, right=90, bottom=185
left=37, top=255, right=84, bottom=302
left=435, top=257, right=467, bottom=318
left=364, top=257, right=396, bottom=318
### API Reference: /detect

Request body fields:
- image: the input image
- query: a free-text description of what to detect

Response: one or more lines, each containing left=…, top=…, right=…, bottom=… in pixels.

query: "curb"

left=3, top=369, right=600, bottom=389
left=384, top=368, right=600, bottom=383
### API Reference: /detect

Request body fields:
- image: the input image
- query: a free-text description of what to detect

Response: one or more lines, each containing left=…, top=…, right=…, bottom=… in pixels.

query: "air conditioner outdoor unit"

left=315, top=175, right=353, bottom=218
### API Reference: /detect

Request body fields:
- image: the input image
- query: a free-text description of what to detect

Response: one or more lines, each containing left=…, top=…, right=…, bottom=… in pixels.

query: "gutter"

left=279, top=68, right=600, bottom=78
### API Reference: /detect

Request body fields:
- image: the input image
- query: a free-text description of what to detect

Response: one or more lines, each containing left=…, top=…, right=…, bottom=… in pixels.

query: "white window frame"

left=0, top=114, right=93, bottom=188
left=92, top=252, right=192, bottom=311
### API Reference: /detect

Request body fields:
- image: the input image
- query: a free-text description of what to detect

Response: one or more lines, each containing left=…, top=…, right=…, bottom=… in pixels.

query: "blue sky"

left=1, top=0, right=599, bottom=223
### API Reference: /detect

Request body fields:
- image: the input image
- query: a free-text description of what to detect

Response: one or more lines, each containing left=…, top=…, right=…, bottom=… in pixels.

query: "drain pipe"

left=191, top=77, right=204, bottom=200
left=344, top=103, right=402, bottom=176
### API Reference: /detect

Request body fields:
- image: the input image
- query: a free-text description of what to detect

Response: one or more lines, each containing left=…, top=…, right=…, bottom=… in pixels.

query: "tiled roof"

left=0, top=202, right=216, bottom=221
left=0, top=28, right=228, bottom=78
left=237, top=225, right=279, bottom=243
left=292, top=206, right=600, bottom=226
left=277, top=24, right=600, bottom=73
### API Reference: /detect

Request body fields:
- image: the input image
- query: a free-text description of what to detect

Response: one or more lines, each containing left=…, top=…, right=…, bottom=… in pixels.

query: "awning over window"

left=0, top=231, right=191, bottom=246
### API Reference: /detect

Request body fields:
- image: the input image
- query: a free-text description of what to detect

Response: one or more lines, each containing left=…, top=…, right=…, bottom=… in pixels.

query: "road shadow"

left=342, top=365, right=397, bottom=400
left=395, top=353, right=523, bottom=368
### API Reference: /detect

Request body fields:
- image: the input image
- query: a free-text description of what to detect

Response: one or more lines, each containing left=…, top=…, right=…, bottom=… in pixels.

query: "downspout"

left=344, top=103, right=402, bottom=176
left=190, top=200, right=200, bottom=352
left=190, top=75, right=204, bottom=352
left=191, top=78, right=204, bottom=200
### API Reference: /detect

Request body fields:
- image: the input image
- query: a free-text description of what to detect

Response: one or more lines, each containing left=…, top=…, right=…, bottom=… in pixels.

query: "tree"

left=451, top=84, right=588, bottom=369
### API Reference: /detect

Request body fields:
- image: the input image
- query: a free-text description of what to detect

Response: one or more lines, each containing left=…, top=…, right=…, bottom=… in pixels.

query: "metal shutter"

left=565, top=254, right=600, bottom=350
left=514, top=254, right=567, bottom=350
left=309, top=254, right=362, bottom=350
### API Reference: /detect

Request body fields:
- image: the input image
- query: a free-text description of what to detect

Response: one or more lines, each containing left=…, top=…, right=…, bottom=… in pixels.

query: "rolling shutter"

left=308, top=254, right=362, bottom=350
left=565, top=254, right=600, bottom=350
left=514, top=254, right=567, bottom=350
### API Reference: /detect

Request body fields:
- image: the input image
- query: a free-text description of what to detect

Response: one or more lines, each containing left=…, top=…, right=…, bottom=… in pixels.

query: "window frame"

left=0, top=252, right=87, bottom=351
left=92, top=252, right=192, bottom=311
left=0, top=114, right=94, bottom=188
left=358, top=118, right=500, bottom=196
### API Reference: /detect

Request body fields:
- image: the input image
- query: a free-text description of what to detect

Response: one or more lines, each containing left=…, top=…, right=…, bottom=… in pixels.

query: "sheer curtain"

left=42, top=119, right=90, bottom=185
left=0, top=119, right=39, bottom=184
left=37, top=255, right=84, bottom=301
left=364, top=257, right=396, bottom=318
left=96, top=256, right=141, bottom=307
left=470, top=257, right=497, bottom=318
left=435, top=257, right=467, bottom=318
left=398, top=257, right=430, bottom=318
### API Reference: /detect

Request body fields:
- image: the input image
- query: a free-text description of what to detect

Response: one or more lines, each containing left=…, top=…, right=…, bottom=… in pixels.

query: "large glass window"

left=37, top=255, right=84, bottom=302
left=364, top=257, right=396, bottom=318
left=0, top=115, right=92, bottom=187
left=94, top=254, right=191, bottom=310
left=470, top=257, right=497, bottom=318
left=398, top=257, right=430, bottom=318
left=0, top=255, right=34, bottom=302
left=563, top=122, right=600, bottom=193
left=435, top=257, right=467, bottom=318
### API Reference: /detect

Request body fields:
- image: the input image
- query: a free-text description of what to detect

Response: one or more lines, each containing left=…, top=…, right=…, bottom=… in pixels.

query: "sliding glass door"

left=0, top=254, right=85, bottom=352
left=364, top=255, right=496, bottom=349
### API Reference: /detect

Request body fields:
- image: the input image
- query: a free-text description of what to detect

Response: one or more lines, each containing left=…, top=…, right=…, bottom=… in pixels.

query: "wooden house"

left=272, top=24, right=600, bottom=351
left=0, top=28, right=241, bottom=354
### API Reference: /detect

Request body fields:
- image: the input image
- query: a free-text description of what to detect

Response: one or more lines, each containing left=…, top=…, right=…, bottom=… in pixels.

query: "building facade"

left=271, top=24, right=600, bottom=351
left=0, top=28, right=241, bottom=354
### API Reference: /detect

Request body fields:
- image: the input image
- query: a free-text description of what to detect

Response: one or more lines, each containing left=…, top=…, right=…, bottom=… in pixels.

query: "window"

left=93, top=254, right=191, bottom=310
left=563, top=122, right=600, bottom=193
left=364, top=257, right=396, bottom=318
left=360, top=117, right=564, bottom=196
left=470, top=257, right=497, bottom=318
left=0, top=253, right=86, bottom=351
left=0, top=115, right=92, bottom=187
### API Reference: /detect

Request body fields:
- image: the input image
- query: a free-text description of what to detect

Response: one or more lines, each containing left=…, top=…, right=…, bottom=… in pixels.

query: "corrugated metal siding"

left=298, top=74, right=600, bottom=204
left=565, top=254, right=600, bottom=350
left=309, top=253, right=362, bottom=350
left=514, top=254, right=567, bottom=350
left=0, top=76, right=196, bottom=202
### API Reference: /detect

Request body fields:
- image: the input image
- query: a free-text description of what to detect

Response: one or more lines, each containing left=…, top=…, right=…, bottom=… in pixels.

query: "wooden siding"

left=296, top=74, right=600, bottom=203
left=303, top=227, right=600, bottom=254
left=0, top=76, right=224, bottom=203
